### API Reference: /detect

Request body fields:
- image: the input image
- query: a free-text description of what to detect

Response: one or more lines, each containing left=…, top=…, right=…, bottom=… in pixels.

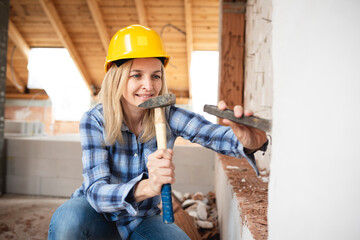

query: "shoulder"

left=167, top=105, right=197, bottom=121
left=80, top=103, right=104, bottom=129
left=166, top=105, right=210, bottom=130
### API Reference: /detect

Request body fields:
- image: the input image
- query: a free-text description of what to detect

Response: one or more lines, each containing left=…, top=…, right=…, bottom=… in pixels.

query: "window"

left=27, top=48, right=90, bottom=121
left=190, top=51, right=219, bottom=123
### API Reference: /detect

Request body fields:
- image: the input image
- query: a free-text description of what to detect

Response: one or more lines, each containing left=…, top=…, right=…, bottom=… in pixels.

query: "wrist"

left=134, top=179, right=158, bottom=202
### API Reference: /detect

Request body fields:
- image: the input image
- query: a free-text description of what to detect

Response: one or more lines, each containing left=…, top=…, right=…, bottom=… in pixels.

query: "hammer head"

left=138, top=93, right=176, bottom=109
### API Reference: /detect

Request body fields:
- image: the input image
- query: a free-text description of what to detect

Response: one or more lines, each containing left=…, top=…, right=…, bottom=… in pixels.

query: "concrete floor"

left=0, top=194, right=205, bottom=240
left=0, top=194, right=66, bottom=239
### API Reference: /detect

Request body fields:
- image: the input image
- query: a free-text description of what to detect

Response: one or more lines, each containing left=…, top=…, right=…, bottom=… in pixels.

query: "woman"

left=48, top=24, right=267, bottom=240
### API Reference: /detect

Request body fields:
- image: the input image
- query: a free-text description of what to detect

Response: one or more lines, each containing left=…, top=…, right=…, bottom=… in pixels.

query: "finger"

left=148, top=159, right=173, bottom=169
left=160, top=176, right=176, bottom=185
left=151, top=174, right=175, bottom=186
left=244, top=109, right=254, bottom=117
left=153, top=149, right=174, bottom=159
left=147, top=159, right=171, bottom=169
left=233, top=105, right=244, bottom=118
left=222, top=118, right=231, bottom=126
left=157, top=168, right=174, bottom=177
left=150, top=149, right=166, bottom=159
left=217, top=100, right=227, bottom=110
left=162, top=149, right=174, bottom=159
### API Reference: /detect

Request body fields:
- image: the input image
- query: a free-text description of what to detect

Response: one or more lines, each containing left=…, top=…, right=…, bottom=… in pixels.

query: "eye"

left=152, top=74, right=161, bottom=80
left=131, top=73, right=141, bottom=79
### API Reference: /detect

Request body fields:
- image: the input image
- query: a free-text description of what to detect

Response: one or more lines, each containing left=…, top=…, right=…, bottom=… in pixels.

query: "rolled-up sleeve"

left=79, top=111, right=143, bottom=216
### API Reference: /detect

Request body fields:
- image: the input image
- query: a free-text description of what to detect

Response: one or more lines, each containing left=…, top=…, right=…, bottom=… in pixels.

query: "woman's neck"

left=121, top=99, right=146, bottom=136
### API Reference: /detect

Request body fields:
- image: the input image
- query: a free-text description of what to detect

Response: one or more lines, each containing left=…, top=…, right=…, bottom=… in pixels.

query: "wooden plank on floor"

left=173, top=195, right=202, bottom=240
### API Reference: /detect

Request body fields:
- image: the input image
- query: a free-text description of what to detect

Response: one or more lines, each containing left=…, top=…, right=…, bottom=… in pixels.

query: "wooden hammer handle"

left=154, top=107, right=174, bottom=224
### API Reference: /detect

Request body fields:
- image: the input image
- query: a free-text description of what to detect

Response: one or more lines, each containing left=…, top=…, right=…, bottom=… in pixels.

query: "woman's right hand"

left=146, top=149, right=175, bottom=196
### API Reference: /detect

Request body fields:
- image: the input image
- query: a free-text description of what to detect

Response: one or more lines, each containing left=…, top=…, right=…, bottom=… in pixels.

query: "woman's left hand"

left=217, top=100, right=267, bottom=152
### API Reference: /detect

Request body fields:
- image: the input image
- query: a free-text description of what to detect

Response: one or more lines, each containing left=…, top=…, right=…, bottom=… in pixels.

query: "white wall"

left=269, top=1, right=360, bottom=239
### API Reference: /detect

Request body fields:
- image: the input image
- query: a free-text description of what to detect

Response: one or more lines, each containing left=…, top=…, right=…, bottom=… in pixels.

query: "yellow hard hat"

left=105, top=24, right=171, bottom=72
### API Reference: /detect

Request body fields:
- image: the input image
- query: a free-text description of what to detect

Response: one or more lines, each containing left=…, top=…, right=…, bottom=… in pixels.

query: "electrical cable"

left=160, top=24, right=187, bottom=69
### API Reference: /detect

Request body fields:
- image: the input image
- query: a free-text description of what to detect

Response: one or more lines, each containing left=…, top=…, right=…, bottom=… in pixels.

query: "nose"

left=142, top=75, right=152, bottom=90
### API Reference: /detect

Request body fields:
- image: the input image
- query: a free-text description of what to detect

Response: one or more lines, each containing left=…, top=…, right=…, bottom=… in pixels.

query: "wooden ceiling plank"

left=134, top=0, right=148, bottom=26
left=184, top=0, right=194, bottom=98
left=38, top=0, right=95, bottom=95
left=6, top=63, right=25, bottom=93
left=8, top=20, right=30, bottom=59
left=86, top=0, right=110, bottom=53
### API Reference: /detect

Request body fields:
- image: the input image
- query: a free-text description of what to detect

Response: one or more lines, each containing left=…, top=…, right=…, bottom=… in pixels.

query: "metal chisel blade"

left=203, top=104, right=272, bottom=132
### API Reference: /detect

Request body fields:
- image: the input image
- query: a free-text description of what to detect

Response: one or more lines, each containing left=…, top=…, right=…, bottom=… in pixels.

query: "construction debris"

left=220, top=155, right=269, bottom=240
left=175, top=191, right=220, bottom=240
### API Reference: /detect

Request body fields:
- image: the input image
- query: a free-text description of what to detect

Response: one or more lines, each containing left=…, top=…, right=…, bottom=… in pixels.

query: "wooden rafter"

left=86, top=0, right=110, bottom=53
left=8, top=20, right=30, bottom=59
left=38, top=0, right=94, bottom=95
left=134, top=0, right=148, bottom=26
left=184, top=0, right=194, bottom=99
left=6, top=63, right=25, bottom=93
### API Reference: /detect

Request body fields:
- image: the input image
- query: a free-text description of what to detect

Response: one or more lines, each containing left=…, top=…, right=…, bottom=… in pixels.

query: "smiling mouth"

left=135, top=94, right=154, bottom=100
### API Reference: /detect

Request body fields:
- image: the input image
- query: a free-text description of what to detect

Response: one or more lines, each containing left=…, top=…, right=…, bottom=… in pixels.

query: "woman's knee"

left=48, top=197, right=96, bottom=239
left=130, top=215, right=190, bottom=240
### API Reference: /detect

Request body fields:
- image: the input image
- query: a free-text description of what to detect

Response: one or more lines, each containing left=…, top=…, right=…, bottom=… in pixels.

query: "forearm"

left=85, top=173, right=147, bottom=215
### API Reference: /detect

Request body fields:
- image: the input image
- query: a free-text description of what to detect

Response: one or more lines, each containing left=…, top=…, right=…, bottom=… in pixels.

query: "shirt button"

left=134, top=153, right=138, bottom=157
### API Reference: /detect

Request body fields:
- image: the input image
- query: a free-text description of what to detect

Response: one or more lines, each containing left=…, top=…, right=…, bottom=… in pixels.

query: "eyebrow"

left=130, top=70, right=162, bottom=74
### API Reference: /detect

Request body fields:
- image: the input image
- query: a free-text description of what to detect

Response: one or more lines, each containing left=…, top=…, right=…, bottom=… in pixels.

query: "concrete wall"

left=244, top=0, right=273, bottom=172
left=269, top=0, right=360, bottom=239
left=172, top=145, right=215, bottom=194
left=5, top=135, right=83, bottom=197
left=4, top=135, right=215, bottom=197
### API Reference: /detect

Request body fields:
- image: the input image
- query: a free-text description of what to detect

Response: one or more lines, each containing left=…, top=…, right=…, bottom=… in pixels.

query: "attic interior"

left=4, top=0, right=348, bottom=239
left=6, top=0, right=219, bottom=99
left=2, top=0, right=360, bottom=240
left=0, top=0, right=277, bottom=239
left=0, top=0, right=271, bottom=239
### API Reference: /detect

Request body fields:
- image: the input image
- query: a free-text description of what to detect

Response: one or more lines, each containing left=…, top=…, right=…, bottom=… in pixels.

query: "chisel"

left=203, top=104, right=272, bottom=132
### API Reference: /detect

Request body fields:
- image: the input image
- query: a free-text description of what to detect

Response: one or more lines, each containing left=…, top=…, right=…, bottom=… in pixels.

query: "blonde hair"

left=98, top=59, right=168, bottom=145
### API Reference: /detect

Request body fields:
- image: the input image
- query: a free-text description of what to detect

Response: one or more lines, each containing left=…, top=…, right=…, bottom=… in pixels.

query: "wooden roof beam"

left=6, top=63, right=25, bottom=93
left=8, top=20, right=30, bottom=59
left=38, top=0, right=95, bottom=95
left=184, top=0, right=194, bottom=99
left=7, top=20, right=27, bottom=93
left=86, top=0, right=110, bottom=53
left=135, top=0, right=148, bottom=26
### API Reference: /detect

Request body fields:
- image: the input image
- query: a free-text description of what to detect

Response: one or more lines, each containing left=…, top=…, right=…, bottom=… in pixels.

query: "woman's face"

left=122, top=58, right=163, bottom=109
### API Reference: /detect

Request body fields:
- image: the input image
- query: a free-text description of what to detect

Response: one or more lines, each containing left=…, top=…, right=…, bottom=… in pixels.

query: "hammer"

left=138, top=93, right=176, bottom=224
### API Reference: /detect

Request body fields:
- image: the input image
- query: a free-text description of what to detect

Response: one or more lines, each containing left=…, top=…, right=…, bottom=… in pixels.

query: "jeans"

left=48, top=197, right=190, bottom=240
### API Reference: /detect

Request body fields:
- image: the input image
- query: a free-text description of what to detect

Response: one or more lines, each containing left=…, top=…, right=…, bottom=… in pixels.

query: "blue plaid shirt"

left=72, top=103, right=259, bottom=239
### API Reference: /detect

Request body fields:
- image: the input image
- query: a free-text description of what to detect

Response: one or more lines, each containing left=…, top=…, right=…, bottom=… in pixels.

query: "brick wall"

left=4, top=99, right=80, bottom=135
